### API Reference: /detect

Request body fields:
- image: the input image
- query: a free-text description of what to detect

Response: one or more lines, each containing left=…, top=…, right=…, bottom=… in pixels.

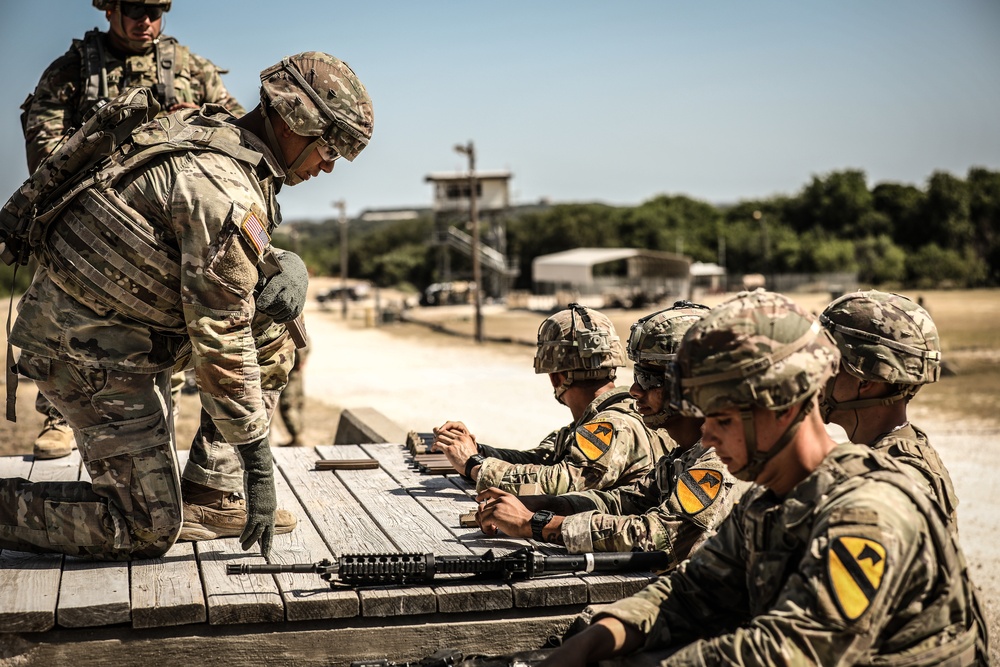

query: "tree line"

left=3, top=166, right=997, bottom=300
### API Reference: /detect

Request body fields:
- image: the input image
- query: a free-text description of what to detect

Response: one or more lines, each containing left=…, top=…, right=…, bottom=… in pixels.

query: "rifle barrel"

left=540, top=550, right=670, bottom=574
left=226, top=562, right=334, bottom=575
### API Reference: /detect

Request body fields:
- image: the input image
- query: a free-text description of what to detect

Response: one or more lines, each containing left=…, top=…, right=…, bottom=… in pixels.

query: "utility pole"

left=454, top=141, right=482, bottom=343
left=753, top=209, right=770, bottom=289
left=333, top=199, right=348, bottom=320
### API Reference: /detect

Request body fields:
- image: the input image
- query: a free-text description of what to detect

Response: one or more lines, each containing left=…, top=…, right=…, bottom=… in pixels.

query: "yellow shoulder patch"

left=828, top=536, right=887, bottom=620
left=674, top=468, right=723, bottom=514
left=574, top=421, right=615, bottom=461
left=239, top=203, right=270, bottom=257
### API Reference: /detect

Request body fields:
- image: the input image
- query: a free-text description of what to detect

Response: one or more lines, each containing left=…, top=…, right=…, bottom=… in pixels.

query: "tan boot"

left=33, top=415, right=76, bottom=460
left=178, top=481, right=297, bottom=541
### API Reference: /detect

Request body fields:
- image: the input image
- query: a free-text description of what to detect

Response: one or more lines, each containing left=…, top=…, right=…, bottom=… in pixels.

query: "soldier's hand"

left=255, top=249, right=309, bottom=323
left=475, top=488, right=533, bottom=538
left=167, top=102, right=199, bottom=112
left=431, top=426, right=478, bottom=473
left=432, top=420, right=473, bottom=439
left=236, top=436, right=277, bottom=557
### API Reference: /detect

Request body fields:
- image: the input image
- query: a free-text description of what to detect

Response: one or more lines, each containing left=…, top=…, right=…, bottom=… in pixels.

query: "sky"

left=0, top=1, right=998, bottom=221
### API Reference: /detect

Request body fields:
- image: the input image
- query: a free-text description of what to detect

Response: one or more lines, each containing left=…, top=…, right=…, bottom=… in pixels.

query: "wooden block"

left=314, top=458, right=379, bottom=471
left=512, top=576, right=588, bottom=608
left=131, top=540, right=206, bottom=628
left=459, top=511, right=478, bottom=528
left=59, top=558, right=131, bottom=627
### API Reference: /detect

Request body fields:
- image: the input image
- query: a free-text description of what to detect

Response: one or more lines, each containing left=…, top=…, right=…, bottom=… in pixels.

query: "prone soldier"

left=21, top=0, right=246, bottom=460
left=476, top=302, right=746, bottom=568
left=0, top=51, right=374, bottom=559
left=541, top=290, right=988, bottom=666
left=433, top=304, right=674, bottom=495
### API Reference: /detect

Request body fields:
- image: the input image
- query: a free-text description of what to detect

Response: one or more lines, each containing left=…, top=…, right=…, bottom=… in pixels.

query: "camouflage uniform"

left=476, top=388, right=672, bottom=495
left=820, top=291, right=959, bottom=531
left=558, top=440, right=744, bottom=559
left=594, top=443, right=987, bottom=666
left=1, top=106, right=288, bottom=558
left=277, top=338, right=309, bottom=444
left=22, top=28, right=244, bottom=172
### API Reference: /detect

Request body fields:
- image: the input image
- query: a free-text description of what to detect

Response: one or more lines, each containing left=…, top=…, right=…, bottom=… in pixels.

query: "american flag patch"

left=240, top=205, right=270, bottom=256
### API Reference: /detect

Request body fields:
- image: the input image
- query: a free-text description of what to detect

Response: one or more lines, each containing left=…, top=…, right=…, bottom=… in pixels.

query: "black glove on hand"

left=256, top=249, right=308, bottom=323
left=237, top=436, right=277, bottom=557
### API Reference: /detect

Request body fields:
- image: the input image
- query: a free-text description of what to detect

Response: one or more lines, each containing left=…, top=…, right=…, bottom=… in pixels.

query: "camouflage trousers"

left=1, top=357, right=181, bottom=559
left=277, top=365, right=305, bottom=441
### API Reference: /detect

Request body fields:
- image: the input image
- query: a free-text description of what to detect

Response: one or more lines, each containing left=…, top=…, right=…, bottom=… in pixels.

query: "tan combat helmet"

left=626, top=300, right=709, bottom=427
left=670, top=290, right=840, bottom=481
left=259, top=52, right=374, bottom=185
left=534, top=303, right=625, bottom=402
left=818, top=290, right=941, bottom=422
left=93, top=0, right=171, bottom=10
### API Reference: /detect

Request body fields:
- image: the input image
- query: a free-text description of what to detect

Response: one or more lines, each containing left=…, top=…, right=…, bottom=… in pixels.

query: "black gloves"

left=256, top=249, right=308, bottom=323
left=236, top=436, right=277, bottom=557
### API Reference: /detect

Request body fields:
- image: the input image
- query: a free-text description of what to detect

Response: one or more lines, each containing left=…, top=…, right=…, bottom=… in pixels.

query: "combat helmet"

left=670, top=290, right=839, bottom=481
left=93, top=0, right=171, bottom=11
left=534, top=303, right=625, bottom=402
left=259, top=52, right=374, bottom=185
left=626, top=301, right=709, bottom=427
left=818, top=290, right=941, bottom=421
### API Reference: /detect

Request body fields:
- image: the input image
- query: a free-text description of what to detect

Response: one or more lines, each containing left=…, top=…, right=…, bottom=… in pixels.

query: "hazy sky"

left=1, top=1, right=998, bottom=220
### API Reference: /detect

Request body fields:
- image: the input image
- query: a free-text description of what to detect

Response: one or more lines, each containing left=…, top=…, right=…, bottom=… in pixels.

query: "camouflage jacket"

left=558, top=441, right=748, bottom=560
left=475, top=388, right=674, bottom=495
left=596, top=443, right=987, bottom=666
left=22, top=29, right=244, bottom=172
left=873, top=422, right=960, bottom=533
left=11, top=108, right=288, bottom=447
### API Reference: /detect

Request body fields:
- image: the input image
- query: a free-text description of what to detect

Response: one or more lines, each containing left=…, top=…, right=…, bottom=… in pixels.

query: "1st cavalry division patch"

left=828, top=536, right=887, bottom=620
left=575, top=421, right=615, bottom=461
left=240, top=204, right=270, bottom=257
left=674, top=469, right=723, bottom=514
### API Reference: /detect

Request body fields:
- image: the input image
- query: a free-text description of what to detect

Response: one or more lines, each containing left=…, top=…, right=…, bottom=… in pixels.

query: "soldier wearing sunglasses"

left=19, top=0, right=245, bottom=463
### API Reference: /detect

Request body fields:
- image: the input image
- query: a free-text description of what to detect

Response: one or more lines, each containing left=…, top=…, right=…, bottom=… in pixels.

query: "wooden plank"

left=319, top=445, right=511, bottom=615
left=0, top=452, right=83, bottom=632
left=128, top=449, right=205, bottom=629
left=269, top=447, right=359, bottom=620
left=131, top=540, right=206, bottom=629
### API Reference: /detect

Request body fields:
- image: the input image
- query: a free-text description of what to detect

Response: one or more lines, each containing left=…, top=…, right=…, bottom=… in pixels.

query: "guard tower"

left=424, top=170, right=519, bottom=299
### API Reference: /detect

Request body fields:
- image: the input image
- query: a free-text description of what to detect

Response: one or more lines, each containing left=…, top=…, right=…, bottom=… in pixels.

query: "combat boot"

left=178, top=480, right=297, bottom=541
left=33, top=415, right=76, bottom=460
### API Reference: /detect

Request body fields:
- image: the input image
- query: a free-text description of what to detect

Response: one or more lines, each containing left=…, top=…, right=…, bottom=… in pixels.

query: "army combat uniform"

left=22, top=29, right=244, bottom=172
left=0, top=106, right=293, bottom=559
left=592, top=444, right=988, bottom=665
left=557, top=441, right=747, bottom=561
left=873, top=423, right=960, bottom=534
left=476, top=388, right=673, bottom=495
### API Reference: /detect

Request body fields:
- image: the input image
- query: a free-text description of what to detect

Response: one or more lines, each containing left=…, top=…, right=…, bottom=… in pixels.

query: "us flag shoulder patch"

left=674, top=468, right=724, bottom=515
left=575, top=421, right=615, bottom=461
left=240, top=204, right=270, bottom=257
left=828, top=535, right=887, bottom=621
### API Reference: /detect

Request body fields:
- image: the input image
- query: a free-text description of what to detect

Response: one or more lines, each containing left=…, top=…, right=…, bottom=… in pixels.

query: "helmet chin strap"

left=732, top=398, right=814, bottom=482
left=262, top=110, right=320, bottom=187
left=642, top=408, right=672, bottom=429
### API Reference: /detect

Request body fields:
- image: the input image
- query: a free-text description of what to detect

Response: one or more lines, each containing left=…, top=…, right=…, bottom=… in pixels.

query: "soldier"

left=0, top=51, right=374, bottom=559
left=541, top=290, right=987, bottom=666
left=819, top=290, right=960, bottom=530
left=22, top=0, right=246, bottom=460
left=276, top=334, right=309, bottom=447
left=433, top=304, right=673, bottom=495
left=475, top=302, right=745, bottom=565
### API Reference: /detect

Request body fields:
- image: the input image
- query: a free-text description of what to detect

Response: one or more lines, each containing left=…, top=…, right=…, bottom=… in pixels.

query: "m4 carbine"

left=226, top=546, right=667, bottom=587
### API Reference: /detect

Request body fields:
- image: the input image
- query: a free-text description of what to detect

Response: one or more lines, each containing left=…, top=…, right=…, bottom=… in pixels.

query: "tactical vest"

left=743, top=450, right=985, bottom=666
left=79, top=29, right=191, bottom=114
left=875, top=424, right=960, bottom=531
left=40, top=107, right=265, bottom=331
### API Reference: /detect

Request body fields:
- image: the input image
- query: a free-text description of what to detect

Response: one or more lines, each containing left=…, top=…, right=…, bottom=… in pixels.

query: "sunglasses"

left=633, top=364, right=666, bottom=391
left=119, top=2, right=165, bottom=21
left=317, top=142, right=342, bottom=163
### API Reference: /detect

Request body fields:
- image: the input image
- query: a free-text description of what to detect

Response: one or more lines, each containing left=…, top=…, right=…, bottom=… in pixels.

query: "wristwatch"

left=464, top=453, right=486, bottom=479
left=531, top=509, right=555, bottom=542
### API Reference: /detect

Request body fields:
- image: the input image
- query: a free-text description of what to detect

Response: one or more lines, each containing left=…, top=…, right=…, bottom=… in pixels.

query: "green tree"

left=967, top=167, right=1000, bottom=285
left=856, top=235, right=906, bottom=285
left=906, top=243, right=986, bottom=288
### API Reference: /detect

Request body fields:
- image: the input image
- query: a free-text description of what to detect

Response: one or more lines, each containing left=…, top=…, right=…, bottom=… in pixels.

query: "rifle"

left=226, top=546, right=667, bottom=587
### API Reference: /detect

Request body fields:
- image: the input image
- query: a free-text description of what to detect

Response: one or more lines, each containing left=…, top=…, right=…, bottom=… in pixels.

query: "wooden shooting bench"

left=0, top=443, right=655, bottom=666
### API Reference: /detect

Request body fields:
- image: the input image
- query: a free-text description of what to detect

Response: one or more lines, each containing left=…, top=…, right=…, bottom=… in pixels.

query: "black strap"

left=5, top=263, right=20, bottom=422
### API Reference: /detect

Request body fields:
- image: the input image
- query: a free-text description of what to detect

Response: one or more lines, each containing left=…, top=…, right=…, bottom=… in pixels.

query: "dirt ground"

left=1, top=281, right=997, bottom=658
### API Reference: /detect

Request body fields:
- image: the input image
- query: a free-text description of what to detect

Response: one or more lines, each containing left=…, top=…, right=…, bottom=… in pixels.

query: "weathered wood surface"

left=0, top=443, right=657, bottom=665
